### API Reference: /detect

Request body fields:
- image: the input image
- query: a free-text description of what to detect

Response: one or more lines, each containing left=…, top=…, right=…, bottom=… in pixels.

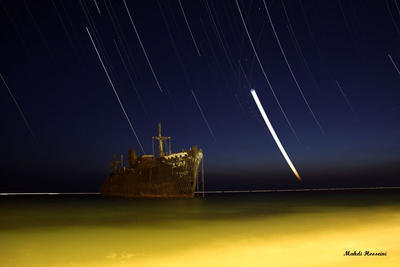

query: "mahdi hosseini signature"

left=343, top=250, right=387, bottom=256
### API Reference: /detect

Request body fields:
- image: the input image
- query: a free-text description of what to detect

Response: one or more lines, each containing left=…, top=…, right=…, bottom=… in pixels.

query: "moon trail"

left=251, top=89, right=301, bottom=181
left=235, top=0, right=300, bottom=143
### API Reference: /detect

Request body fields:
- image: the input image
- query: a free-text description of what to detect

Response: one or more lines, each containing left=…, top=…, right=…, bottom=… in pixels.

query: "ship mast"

left=152, top=122, right=171, bottom=158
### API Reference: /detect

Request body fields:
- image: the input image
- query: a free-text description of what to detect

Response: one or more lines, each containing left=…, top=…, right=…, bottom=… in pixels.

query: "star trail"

left=1, top=0, right=400, bottom=192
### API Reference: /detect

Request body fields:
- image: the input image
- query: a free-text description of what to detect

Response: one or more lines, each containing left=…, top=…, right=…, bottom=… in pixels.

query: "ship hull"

left=100, top=150, right=203, bottom=198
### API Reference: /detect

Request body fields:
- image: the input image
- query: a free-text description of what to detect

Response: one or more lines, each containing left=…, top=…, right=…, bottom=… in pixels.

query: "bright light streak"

left=386, top=0, right=400, bottom=35
left=388, top=54, right=400, bottom=76
left=262, top=0, right=324, bottom=135
left=178, top=0, right=201, bottom=56
left=335, top=80, right=356, bottom=116
left=86, top=27, right=145, bottom=154
left=250, top=89, right=301, bottom=181
left=93, top=0, right=101, bottom=14
left=235, top=0, right=300, bottom=143
left=1, top=72, right=38, bottom=144
left=122, top=0, right=163, bottom=93
left=113, top=39, right=150, bottom=119
left=191, top=90, right=216, bottom=141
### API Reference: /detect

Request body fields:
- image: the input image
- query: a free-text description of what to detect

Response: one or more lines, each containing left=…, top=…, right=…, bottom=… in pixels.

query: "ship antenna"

left=153, top=122, right=171, bottom=158
left=158, top=122, right=163, bottom=157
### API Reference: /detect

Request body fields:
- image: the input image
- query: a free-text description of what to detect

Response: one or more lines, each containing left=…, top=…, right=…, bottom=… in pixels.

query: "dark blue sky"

left=1, top=0, right=400, bottom=192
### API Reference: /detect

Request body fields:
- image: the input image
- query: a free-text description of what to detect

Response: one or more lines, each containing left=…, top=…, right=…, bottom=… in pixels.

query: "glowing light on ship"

left=250, top=89, right=301, bottom=181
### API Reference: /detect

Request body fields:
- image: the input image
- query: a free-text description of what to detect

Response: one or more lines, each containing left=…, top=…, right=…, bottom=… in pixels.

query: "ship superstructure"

left=100, top=123, right=204, bottom=198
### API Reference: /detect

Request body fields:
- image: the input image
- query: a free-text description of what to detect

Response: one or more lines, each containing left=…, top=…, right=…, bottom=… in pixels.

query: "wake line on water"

left=2, top=187, right=400, bottom=196
left=0, top=192, right=101, bottom=196
left=199, top=186, right=400, bottom=194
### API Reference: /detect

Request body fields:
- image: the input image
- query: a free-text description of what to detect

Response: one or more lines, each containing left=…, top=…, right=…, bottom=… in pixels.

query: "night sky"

left=1, top=0, right=400, bottom=192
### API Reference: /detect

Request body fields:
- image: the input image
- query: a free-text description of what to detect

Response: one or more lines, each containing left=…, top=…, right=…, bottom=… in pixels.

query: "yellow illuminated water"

left=1, top=191, right=400, bottom=266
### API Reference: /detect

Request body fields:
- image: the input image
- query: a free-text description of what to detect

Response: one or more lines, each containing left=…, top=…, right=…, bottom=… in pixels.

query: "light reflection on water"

left=1, top=191, right=400, bottom=266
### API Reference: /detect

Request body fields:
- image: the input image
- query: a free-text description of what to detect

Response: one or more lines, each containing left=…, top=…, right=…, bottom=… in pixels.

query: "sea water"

left=1, top=190, right=400, bottom=266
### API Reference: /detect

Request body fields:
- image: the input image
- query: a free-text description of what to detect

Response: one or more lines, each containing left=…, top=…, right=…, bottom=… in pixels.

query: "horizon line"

left=1, top=186, right=400, bottom=196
